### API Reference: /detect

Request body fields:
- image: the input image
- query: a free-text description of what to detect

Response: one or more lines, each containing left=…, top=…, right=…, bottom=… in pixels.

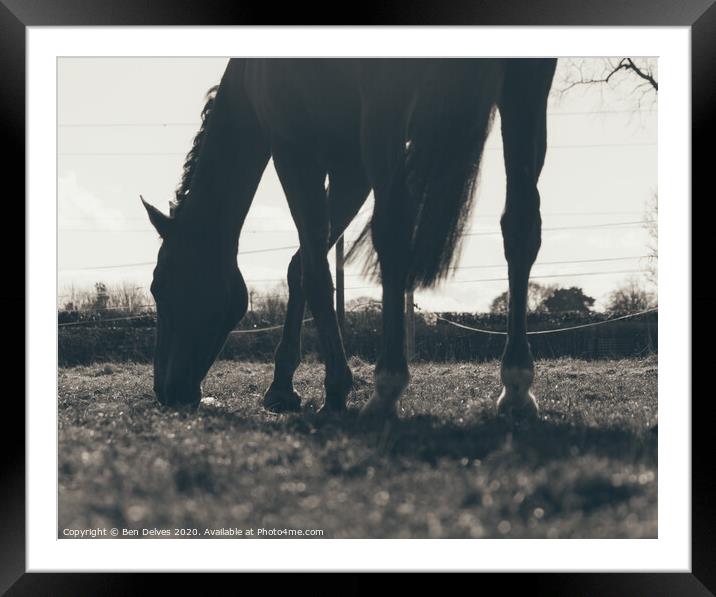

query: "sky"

left=57, top=57, right=657, bottom=313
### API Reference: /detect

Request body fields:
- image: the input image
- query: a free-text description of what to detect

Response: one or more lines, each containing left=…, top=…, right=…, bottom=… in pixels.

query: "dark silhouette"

left=142, top=58, right=557, bottom=420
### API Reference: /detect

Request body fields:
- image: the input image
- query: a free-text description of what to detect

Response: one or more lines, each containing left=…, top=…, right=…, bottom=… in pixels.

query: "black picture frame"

left=6, top=0, right=709, bottom=593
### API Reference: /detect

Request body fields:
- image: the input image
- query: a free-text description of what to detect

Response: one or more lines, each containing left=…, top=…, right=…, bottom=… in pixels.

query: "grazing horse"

left=142, top=58, right=557, bottom=420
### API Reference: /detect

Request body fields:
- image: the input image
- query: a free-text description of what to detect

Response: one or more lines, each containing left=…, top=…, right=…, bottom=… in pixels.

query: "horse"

left=141, top=58, right=557, bottom=420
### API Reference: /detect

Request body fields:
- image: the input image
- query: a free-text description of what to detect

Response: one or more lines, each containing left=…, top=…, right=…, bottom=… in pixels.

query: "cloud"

left=58, top=172, right=127, bottom=231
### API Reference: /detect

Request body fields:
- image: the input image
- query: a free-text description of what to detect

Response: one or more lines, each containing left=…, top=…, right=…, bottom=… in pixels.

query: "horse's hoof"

left=497, top=366, right=538, bottom=421
left=496, top=387, right=539, bottom=421
left=316, top=400, right=346, bottom=417
left=358, top=370, right=407, bottom=423
left=262, top=386, right=302, bottom=413
left=358, top=392, right=398, bottom=423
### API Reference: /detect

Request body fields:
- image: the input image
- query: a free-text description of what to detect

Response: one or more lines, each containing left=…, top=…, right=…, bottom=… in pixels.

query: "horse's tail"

left=406, top=60, right=502, bottom=288
left=170, top=58, right=270, bottom=224
left=348, top=60, right=502, bottom=289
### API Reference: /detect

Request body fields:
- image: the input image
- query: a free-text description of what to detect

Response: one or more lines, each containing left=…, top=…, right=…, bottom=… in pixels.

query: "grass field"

left=58, top=356, right=657, bottom=539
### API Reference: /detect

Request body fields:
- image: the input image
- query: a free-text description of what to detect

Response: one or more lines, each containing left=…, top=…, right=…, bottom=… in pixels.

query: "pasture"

left=59, top=356, right=657, bottom=539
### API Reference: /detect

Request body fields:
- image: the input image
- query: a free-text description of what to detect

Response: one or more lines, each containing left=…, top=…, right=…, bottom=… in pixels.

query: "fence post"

left=336, top=235, right=345, bottom=337
left=405, top=289, right=415, bottom=361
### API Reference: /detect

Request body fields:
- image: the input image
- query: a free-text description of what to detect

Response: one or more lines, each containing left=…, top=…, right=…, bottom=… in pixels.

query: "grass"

left=58, top=356, right=657, bottom=539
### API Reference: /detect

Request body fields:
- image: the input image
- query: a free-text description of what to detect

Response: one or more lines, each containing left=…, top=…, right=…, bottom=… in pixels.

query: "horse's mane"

left=170, top=85, right=220, bottom=218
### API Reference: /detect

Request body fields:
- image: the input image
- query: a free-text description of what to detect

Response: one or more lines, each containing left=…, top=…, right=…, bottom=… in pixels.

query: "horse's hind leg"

left=360, top=173, right=414, bottom=419
left=358, top=113, right=415, bottom=420
left=263, top=165, right=370, bottom=413
left=496, top=59, right=556, bottom=419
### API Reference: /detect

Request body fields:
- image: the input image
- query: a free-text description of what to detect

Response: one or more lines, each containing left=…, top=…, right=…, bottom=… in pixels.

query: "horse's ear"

left=140, top=195, right=172, bottom=238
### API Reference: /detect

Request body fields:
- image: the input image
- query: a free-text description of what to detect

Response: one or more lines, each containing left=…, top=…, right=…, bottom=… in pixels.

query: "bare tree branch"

left=556, top=57, right=658, bottom=99
left=619, top=58, right=658, bottom=91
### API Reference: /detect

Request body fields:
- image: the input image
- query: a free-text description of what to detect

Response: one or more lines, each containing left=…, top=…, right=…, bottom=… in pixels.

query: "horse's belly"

left=247, top=59, right=363, bottom=162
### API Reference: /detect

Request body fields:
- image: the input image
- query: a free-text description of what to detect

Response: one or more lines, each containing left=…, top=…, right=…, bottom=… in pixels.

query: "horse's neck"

left=178, top=126, right=246, bottom=252
left=178, top=69, right=269, bottom=255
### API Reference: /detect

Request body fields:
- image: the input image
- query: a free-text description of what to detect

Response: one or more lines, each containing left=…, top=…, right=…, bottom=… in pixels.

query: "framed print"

left=7, top=0, right=711, bottom=592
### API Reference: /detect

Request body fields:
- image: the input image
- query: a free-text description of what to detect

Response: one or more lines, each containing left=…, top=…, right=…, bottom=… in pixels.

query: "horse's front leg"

left=496, top=59, right=556, bottom=419
left=263, top=164, right=369, bottom=413
left=271, top=146, right=359, bottom=413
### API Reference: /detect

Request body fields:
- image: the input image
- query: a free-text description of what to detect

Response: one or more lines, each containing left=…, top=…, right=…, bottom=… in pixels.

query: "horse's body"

left=142, top=58, right=557, bottom=419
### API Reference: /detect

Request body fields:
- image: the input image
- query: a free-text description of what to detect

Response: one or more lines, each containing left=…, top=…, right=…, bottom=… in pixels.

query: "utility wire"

left=57, top=108, right=658, bottom=128
left=59, top=141, right=657, bottom=157
left=344, top=269, right=651, bottom=291
left=59, top=221, right=654, bottom=272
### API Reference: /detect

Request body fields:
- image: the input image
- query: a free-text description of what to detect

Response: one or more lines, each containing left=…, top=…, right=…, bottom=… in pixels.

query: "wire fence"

left=432, top=307, right=657, bottom=336
left=58, top=303, right=658, bottom=366
left=57, top=259, right=654, bottom=327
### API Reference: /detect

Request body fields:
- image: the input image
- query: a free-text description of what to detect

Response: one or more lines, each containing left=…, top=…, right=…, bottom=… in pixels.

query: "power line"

left=60, top=152, right=188, bottom=157
left=59, top=218, right=653, bottom=271
left=59, top=122, right=200, bottom=128
left=344, top=269, right=650, bottom=291
left=241, top=255, right=650, bottom=283
left=58, top=210, right=643, bottom=225
left=448, top=255, right=648, bottom=270
left=64, top=261, right=156, bottom=271
left=58, top=227, right=300, bottom=233
left=57, top=141, right=657, bottom=157
left=454, top=269, right=650, bottom=284
left=238, top=244, right=299, bottom=256
left=56, top=108, right=657, bottom=128
left=57, top=256, right=651, bottom=288
left=463, top=220, right=652, bottom=237
left=59, top=219, right=654, bottom=234
left=61, top=243, right=303, bottom=271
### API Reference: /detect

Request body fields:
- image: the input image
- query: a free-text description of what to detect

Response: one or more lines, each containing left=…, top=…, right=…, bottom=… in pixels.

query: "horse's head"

left=142, top=197, right=248, bottom=409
